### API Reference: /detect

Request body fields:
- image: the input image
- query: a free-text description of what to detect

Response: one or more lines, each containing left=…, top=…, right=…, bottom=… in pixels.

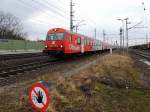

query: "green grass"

left=93, top=82, right=150, bottom=112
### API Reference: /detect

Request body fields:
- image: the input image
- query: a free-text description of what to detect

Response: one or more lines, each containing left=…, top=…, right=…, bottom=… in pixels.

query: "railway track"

left=0, top=59, right=62, bottom=78
left=0, top=52, right=108, bottom=85
left=131, top=49, right=150, bottom=60
left=0, top=52, right=44, bottom=61
left=0, top=53, right=100, bottom=78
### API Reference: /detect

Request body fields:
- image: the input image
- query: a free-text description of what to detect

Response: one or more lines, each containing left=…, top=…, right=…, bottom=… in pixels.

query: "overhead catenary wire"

left=18, top=0, right=68, bottom=22
left=45, top=0, right=69, bottom=15
left=31, top=0, right=69, bottom=19
left=20, top=0, right=100, bottom=32
left=16, top=0, right=63, bottom=26
left=12, top=0, right=103, bottom=39
left=14, top=0, right=68, bottom=38
left=57, top=0, right=68, bottom=7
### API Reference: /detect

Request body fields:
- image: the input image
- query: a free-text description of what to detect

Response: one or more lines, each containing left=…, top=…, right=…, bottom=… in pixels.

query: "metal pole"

left=75, top=26, right=78, bottom=33
left=76, top=27, right=77, bottom=33
left=117, top=19, right=125, bottom=50
left=122, top=20, right=125, bottom=50
left=120, top=30, right=121, bottom=48
left=103, top=30, right=105, bottom=42
left=70, top=0, right=74, bottom=31
left=120, top=27, right=123, bottom=49
left=146, top=34, right=149, bottom=48
left=146, top=34, right=148, bottom=44
left=125, top=18, right=129, bottom=52
left=94, top=28, right=96, bottom=39
left=11, top=39, right=13, bottom=52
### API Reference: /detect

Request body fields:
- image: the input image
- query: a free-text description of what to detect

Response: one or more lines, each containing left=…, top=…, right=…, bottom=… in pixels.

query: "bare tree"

left=0, top=11, right=27, bottom=40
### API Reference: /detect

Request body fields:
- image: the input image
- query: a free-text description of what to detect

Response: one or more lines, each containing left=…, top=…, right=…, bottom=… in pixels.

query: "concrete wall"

left=0, top=39, right=44, bottom=50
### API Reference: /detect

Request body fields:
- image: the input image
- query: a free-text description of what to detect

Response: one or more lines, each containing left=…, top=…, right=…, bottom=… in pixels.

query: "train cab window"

left=47, top=33, right=64, bottom=40
left=77, top=37, right=81, bottom=44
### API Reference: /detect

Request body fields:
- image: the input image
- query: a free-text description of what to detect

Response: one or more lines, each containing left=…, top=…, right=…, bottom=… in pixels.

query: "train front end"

left=43, top=28, right=65, bottom=56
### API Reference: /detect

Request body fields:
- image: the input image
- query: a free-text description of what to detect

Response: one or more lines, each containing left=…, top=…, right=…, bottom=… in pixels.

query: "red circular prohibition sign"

left=29, top=83, right=50, bottom=111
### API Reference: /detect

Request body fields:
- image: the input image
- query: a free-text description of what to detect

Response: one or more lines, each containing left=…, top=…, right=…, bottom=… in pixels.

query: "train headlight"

left=45, top=45, right=48, bottom=48
left=60, top=45, right=63, bottom=48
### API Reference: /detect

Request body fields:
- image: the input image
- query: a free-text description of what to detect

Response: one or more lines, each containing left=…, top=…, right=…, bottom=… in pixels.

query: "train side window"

left=68, top=36, right=71, bottom=42
left=77, top=37, right=81, bottom=44
left=87, top=39, right=88, bottom=45
left=70, top=35, right=72, bottom=42
left=91, top=40, right=93, bottom=45
left=90, top=40, right=92, bottom=46
left=86, top=39, right=88, bottom=45
left=84, top=38, right=86, bottom=45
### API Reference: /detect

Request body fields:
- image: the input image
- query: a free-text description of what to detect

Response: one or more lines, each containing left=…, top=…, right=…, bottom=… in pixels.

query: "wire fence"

left=0, top=39, right=44, bottom=51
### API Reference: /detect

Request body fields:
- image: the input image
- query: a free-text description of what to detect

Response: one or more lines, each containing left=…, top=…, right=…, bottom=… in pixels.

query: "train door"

left=81, top=37, right=84, bottom=53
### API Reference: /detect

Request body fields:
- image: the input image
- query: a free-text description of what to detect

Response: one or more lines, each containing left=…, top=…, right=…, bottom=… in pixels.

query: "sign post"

left=29, top=83, right=50, bottom=111
left=110, top=48, right=112, bottom=54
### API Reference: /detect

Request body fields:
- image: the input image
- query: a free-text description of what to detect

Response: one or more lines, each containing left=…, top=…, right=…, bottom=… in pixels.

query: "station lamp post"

left=117, top=18, right=130, bottom=52
left=124, top=18, right=129, bottom=52
left=117, top=19, right=125, bottom=50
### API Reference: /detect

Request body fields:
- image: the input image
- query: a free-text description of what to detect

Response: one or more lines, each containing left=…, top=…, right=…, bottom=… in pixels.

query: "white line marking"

left=143, top=61, right=150, bottom=66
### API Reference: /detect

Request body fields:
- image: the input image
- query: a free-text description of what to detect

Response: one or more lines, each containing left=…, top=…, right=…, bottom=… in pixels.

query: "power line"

left=18, top=0, right=68, bottom=21
left=15, top=1, right=52, bottom=25
left=28, top=19, right=58, bottom=27
left=129, top=37, right=150, bottom=40
left=16, top=0, right=73, bottom=37
left=16, top=0, right=64, bottom=26
left=57, top=0, right=68, bottom=7
left=15, top=1, right=64, bottom=35
left=32, top=0, right=68, bottom=19
left=71, top=0, right=101, bottom=30
left=128, top=21, right=143, bottom=30
left=45, top=0, right=69, bottom=15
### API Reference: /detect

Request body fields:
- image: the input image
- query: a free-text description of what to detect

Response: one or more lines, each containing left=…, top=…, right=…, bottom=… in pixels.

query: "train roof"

left=47, top=28, right=101, bottom=41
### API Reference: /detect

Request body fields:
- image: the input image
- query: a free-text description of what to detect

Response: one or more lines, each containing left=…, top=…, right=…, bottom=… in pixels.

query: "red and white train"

left=43, top=28, right=115, bottom=56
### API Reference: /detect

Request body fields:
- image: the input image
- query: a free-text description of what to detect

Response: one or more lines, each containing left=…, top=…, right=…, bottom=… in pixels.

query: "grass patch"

left=0, top=53, right=150, bottom=112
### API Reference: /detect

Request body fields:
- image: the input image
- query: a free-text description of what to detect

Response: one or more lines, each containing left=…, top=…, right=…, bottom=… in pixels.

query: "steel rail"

left=0, top=59, right=61, bottom=78
left=131, top=49, right=150, bottom=60
left=0, top=52, right=44, bottom=61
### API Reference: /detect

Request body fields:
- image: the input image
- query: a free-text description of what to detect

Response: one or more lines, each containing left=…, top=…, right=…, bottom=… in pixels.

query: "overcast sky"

left=0, top=0, right=150, bottom=45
